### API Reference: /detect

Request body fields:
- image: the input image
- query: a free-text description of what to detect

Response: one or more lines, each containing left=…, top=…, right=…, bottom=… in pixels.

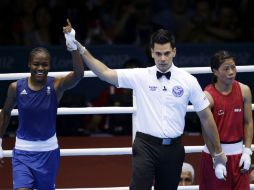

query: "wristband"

left=0, top=138, right=2, bottom=146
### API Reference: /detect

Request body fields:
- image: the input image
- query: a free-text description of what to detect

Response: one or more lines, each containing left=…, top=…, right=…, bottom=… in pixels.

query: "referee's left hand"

left=215, top=163, right=227, bottom=180
left=213, top=151, right=227, bottom=167
left=213, top=152, right=227, bottom=180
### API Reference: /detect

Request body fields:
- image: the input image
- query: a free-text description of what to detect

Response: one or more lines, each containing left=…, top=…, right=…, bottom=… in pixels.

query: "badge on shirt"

left=172, top=86, right=184, bottom=97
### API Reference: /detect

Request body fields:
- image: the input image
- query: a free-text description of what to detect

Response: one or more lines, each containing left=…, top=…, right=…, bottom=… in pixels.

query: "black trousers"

left=130, top=132, right=185, bottom=190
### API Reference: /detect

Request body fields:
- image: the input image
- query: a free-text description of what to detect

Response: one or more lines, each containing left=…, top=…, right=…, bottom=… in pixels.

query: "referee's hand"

left=213, top=152, right=227, bottom=180
left=215, top=163, right=227, bottom=180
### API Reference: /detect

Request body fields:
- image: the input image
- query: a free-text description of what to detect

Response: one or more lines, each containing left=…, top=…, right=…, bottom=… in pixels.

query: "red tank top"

left=205, top=81, right=244, bottom=143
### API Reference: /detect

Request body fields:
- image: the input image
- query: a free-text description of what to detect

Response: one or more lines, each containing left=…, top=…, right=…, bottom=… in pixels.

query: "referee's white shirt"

left=116, top=64, right=209, bottom=138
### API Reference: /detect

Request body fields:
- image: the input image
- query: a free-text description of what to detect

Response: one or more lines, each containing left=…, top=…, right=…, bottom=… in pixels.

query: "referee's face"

left=151, top=43, right=176, bottom=73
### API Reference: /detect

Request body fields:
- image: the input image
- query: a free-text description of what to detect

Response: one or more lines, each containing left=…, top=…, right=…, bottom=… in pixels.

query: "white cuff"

left=0, top=138, right=2, bottom=146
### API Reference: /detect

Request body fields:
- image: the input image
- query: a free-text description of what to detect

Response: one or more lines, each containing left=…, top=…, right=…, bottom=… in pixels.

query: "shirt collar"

left=154, top=63, right=175, bottom=73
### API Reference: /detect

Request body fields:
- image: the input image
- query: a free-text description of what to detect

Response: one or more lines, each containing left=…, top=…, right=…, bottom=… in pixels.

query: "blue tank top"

left=16, top=77, right=58, bottom=141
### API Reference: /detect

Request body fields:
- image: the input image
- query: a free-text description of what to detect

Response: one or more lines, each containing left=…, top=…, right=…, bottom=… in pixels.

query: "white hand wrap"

left=213, top=151, right=227, bottom=167
left=215, top=163, right=227, bottom=179
left=239, top=147, right=252, bottom=170
left=75, top=40, right=86, bottom=55
left=64, top=29, right=77, bottom=51
left=0, top=138, right=3, bottom=158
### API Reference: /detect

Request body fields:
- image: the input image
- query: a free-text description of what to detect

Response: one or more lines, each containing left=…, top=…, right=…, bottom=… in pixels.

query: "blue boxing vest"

left=16, top=77, right=58, bottom=141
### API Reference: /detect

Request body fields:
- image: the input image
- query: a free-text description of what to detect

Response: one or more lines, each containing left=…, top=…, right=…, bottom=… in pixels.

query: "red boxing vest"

left=205, top=80, right=244, bottom=143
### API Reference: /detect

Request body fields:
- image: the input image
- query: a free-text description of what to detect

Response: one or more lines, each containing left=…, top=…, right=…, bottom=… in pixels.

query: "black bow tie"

left=156, top=71, right=171, bottom=80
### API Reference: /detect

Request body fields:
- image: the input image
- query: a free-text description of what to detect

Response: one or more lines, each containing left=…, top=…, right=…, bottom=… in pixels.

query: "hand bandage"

left=239, top=147, right=252, bottom=170
left=75, top=40, right=86, bottom=55
left=215, top=163, right=227, bottom=179
left=64, top=29, right=77, bottom=51
left=213, top=151, right=227, bottom=167
left=212, top=151, right=227, bottom=179
left=0, top=138, right=3, bottom=158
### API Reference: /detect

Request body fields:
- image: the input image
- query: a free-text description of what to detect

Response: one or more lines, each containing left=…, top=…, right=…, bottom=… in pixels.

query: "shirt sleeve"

left=189, top=77, right=210, bottom=112
left=116, top=68, right=139, bottom=89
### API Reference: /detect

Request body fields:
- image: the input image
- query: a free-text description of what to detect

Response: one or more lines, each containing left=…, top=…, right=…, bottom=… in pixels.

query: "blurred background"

left=0, top=0, right=254, bottom=188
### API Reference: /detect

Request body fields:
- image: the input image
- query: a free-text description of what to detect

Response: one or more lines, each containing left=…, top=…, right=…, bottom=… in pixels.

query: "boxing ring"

left=1, top=65, right=254, bottom=190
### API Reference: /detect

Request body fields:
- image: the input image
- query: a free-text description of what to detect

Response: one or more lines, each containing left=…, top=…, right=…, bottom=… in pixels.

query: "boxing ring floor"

left=1, top=66, right=254, bottom=189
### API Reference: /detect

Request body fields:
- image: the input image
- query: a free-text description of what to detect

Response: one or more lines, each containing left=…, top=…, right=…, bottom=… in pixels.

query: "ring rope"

left=1, top=107, right=136, bottom=116
left=56, top=187, right=199, bottom=190
left=1, top=104, right=253, bottom=116
left=56, top=185, right=254, bottom=190
left=3, top=145, right=254, bottom=158
left=0, top=65, right=253, bottom=80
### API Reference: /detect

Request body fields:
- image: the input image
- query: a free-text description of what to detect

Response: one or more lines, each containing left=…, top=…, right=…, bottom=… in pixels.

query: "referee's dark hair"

left=150, top=29, right=176, bottom=49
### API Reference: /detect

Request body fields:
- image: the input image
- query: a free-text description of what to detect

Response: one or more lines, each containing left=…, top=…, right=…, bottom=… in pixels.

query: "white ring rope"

left=1, top=107, right=136, bottom=116
left=2, top=105, right=254, bottom=115
left=57, top=187, right=199, bottom=190
left=3, top=145, right=254, bottom=157
left=56, top=185, right=254, bottom=190
left=1, top=65, right=254, bottom=190
left=1, top=104, right=254, bottom=116
left=0, top=65, right=254, bottom=80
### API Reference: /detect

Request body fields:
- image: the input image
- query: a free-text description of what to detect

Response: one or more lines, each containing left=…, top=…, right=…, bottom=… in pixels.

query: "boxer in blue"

left=0, top=20, right=83, bottom=190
